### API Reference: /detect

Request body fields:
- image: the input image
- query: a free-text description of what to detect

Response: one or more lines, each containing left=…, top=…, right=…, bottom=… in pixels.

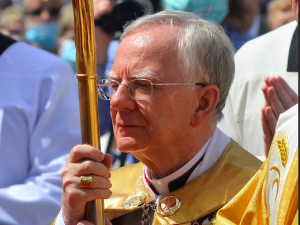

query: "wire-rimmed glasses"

left=97, top=78, right=207, bottom=101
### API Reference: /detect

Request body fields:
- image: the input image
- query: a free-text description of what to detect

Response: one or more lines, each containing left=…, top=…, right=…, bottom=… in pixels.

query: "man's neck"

left=133, top=126, right=216, bottom=179
left=142, top=127, right=231, bottom=198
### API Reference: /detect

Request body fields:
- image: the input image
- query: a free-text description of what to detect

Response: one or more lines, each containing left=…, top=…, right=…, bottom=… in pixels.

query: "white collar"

left=143, top=128, right=230, bottom=201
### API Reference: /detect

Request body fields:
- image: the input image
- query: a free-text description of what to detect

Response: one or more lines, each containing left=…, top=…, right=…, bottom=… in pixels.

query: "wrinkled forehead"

left=111, top=26, right=183, bottom=81
left=121, top=25, right=183, bottom=65
left=122, top=25, right=180, bottom=52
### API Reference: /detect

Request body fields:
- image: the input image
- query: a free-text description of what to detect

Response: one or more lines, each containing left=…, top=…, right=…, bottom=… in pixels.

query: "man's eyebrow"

left=107, top=71, right=118, bottom=79
left=132, top=71, right=160, bottom=80
left=107, top=71, right=161, bottom=81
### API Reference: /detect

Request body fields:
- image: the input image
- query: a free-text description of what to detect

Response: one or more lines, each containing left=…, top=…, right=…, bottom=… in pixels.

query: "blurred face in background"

left=24, top=0, right=63, bottom=24
left=0, top=4, right=25, bottom=41
left=56, top=3, right=76, bottom=72
left=23, top=0, right=65, bottom=52
left=0, top=18, right=25, bottom=40
left=58, top=27, right=76, bottom=72
left=267, top=0, right=295, bottom=30
left=162, top=0, right=228, bottom=24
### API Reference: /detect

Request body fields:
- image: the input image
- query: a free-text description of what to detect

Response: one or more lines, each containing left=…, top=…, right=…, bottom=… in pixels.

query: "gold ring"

left=80, top=175, right=93, bottom=188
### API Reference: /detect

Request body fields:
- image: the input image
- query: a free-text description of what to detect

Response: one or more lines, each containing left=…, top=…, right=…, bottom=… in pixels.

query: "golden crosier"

left=41, top=0, right=104, bottom=223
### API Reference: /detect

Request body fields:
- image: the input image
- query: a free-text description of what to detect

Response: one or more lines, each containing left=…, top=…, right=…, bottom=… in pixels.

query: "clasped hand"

left=261, top=76, right=298, bottom=156
left=61, top=144, right=113, bottom=225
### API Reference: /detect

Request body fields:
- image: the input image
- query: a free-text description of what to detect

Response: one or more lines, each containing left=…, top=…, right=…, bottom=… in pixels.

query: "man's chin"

left=116, top=136, right=147, bottom=152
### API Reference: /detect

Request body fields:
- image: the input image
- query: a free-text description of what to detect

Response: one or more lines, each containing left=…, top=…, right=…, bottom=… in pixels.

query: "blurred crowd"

left=0, top=0, right=295, bottom=54
left=0, top=0, right=294, bottom=75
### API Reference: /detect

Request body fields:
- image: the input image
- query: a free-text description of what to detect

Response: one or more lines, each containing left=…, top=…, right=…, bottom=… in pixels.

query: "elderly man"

left=53, top=10, right=261, bottom=225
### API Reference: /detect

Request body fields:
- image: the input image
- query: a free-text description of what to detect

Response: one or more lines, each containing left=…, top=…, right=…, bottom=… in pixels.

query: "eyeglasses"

left=97, top=78, right=207, bottom=101
left=26, top=8, right=60, bottom=17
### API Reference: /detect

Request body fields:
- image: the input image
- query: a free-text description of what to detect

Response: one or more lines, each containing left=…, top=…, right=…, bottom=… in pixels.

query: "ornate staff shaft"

left=72, top=0, right=105, bottom=224
left=42, top=0, right=104, bottom=223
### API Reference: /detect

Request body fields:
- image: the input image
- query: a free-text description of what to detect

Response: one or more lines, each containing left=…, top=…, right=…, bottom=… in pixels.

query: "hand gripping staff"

left=41, top=0, right=105, bottom=223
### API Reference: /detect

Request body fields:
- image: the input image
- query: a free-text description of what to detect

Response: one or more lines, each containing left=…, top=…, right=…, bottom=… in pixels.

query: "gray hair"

left=121, top=10, right=235, bottom=122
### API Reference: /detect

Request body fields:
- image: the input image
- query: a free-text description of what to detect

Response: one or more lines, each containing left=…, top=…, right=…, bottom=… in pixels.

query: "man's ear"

left=191, top=85, right=219, bottom=127
left=292, top=0, right=298, bottom=23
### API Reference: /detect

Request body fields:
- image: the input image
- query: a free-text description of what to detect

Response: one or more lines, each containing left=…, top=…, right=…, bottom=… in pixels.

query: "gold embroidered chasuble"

left=104, top=140, right=261, bottom=224
left=215, top=106, right=298, bottom=225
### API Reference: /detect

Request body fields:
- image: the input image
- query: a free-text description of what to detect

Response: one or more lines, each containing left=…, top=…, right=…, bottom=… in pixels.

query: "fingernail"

left=98, top=152, right=103, bottom=161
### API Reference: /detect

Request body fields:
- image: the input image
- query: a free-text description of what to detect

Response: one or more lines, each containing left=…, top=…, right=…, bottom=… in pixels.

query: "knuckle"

left=64, top=188, right=92, bottom=205
left=62, top=176, right=75, bottom=191
left=64, top=188, right=80, bottom=204
left=80, top=192, right=91, bottom=202
left=72, top=145, right=82, bottom=156
left=82, top=160, right=94, bottom=172
left=61, top=167, right=70, bottom=178
left=61, top=169, right=67, bottom=178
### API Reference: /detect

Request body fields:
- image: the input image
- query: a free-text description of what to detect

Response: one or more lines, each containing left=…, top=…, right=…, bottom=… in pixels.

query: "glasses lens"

left=129, top=79, right=152, bottom=100
left=98, top=79, right=117, bottom=100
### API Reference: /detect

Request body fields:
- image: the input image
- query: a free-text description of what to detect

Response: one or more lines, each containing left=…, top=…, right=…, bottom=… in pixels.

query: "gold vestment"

left=215, top=106, right=298, bottom=225
left=105, top=140, right=261, bottom=224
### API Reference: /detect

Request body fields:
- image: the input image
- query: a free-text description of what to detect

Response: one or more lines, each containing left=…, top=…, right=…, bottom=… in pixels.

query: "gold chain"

left=142, top=203, right=156, bottom=225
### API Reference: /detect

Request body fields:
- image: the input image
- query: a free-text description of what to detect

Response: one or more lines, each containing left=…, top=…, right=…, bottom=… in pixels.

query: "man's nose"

left=110, top=84, right=135, bottom=110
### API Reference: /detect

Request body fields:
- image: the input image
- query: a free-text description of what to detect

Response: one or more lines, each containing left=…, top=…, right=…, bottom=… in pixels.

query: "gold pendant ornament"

left=80, top=175, right=93, bottom=188
left=157, top=196, right=181, bottom=217
left=122, top=193, right=147, bottom=209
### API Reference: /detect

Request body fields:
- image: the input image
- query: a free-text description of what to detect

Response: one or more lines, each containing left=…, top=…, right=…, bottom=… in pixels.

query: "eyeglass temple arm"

left=153, top=83, right=207, bottom=86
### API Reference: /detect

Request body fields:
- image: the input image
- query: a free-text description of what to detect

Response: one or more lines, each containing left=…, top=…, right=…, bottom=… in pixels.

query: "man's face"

left=110, top=26, right=199, bottom=154
left=24, top=0, right=62, bottom=25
